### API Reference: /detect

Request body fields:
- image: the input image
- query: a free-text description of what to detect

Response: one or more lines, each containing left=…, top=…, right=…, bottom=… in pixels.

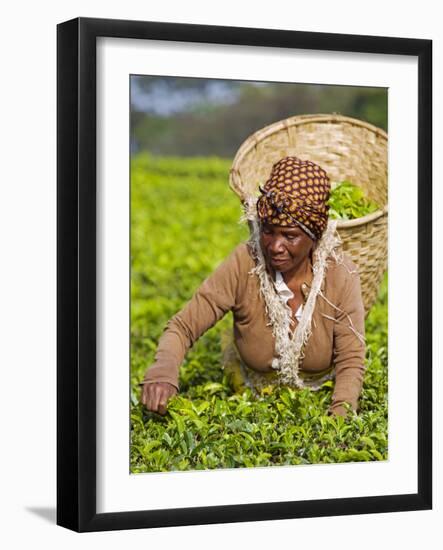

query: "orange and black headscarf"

left=256, top=156, right=331, bottom=240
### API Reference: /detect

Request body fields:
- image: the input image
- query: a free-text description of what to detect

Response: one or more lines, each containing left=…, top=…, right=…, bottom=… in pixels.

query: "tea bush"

left=130, top=154, right=388, bottom=472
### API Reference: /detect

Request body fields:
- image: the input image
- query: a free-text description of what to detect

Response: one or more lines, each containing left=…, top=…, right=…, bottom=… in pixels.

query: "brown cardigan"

left=142, top=242, right=366, bottom=413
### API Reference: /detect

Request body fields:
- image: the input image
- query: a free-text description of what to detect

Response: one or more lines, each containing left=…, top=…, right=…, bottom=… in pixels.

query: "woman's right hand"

left=140, top=382, right=178, bottom=415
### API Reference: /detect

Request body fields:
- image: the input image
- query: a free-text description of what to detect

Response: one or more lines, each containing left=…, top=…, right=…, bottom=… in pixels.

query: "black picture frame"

left=57, top=16, right=432, bottom=532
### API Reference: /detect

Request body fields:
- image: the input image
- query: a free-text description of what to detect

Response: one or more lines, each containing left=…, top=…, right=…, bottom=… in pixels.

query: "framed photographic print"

left=57, top=17, right=432, bottom=532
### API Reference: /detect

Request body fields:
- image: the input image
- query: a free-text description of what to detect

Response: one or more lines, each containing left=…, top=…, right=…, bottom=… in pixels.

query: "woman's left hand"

left=328, top=402, right=351, bottom=418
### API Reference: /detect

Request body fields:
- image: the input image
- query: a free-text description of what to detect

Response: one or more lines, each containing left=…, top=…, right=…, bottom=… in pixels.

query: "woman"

left=140, top=156, right=366, bottom=417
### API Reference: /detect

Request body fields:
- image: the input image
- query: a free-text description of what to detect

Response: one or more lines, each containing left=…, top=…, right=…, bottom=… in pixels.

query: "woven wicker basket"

left=229, top=114, right=388, bottom=315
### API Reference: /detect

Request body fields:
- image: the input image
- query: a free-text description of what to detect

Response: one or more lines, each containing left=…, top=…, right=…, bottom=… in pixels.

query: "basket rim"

left=230, top=113, right=388, bottom=180
left=335, top=204, right=388, bottom=228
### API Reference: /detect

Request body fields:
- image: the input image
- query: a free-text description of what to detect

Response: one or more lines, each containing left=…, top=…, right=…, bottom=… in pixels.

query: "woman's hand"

left=141, top=382, right=177, bottom=415
left=328, top=401, right=353, bottom=418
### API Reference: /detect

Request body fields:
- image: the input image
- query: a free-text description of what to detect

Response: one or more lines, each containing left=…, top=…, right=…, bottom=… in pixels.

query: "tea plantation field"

left=130, top=154, right=388, bottom=472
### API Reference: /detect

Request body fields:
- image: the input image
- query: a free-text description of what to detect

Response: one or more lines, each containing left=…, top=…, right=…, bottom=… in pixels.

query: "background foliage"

left=131, top=77, right=388, bottom=157
left=130, top=154, right=388, bottom=473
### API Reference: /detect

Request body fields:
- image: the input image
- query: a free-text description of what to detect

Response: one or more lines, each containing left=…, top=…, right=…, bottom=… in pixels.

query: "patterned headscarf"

left=256, top=156, right=331, bottom=240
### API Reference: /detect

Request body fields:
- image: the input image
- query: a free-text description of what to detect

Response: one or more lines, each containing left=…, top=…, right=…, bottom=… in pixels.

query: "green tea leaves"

left=328, top=181, right=381, bottom=220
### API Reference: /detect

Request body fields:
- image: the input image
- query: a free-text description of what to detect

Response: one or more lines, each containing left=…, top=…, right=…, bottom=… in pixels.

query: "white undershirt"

left=274, top=271, right=303, bottom=321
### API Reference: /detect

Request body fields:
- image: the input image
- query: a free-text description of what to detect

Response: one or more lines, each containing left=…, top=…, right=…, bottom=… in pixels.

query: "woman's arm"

left=329, top=264, right=366, bottom=417
left=141, top=244, right=247, bottom=392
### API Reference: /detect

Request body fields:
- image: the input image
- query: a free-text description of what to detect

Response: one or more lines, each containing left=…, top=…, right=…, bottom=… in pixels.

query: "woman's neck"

left=280, top=257, right=313, bottom=290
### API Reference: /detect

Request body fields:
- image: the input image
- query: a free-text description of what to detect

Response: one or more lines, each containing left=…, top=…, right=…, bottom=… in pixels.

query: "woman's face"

left=259, top=222, right=314, bottom=275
